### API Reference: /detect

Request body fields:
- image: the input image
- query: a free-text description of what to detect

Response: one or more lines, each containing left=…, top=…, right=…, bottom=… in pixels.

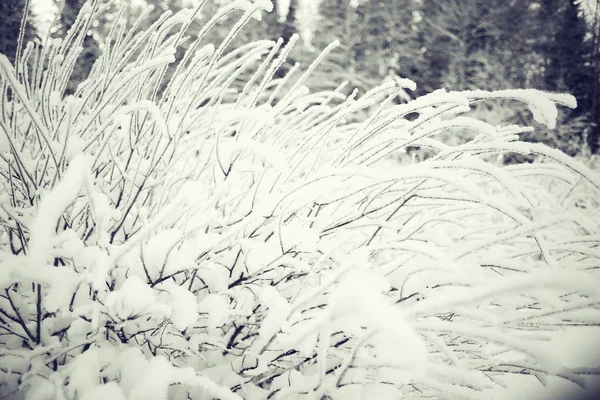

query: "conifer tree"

left=540, top=0, right=597, bottom=151
left=542, top=0, right=589, bottom=92
left=354, top=0, right=419, bottom=80
left=311, top=0, right=378, bottom=92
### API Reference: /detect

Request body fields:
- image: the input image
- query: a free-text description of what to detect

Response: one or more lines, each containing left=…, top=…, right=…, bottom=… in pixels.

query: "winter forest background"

left=6, top=0, right=600, bottom=156
left=1, top=0, right=600, bottom=399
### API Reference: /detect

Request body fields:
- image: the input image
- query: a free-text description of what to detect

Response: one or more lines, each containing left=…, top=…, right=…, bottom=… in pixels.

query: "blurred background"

left=3, top=0, right=600, bottom=157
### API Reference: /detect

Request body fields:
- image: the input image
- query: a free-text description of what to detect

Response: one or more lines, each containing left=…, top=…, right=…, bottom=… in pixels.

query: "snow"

left=116, top=100, right=170, bottom=138
left=80, top=383, right=127, bottom=400
left=484, top=372, right=600, bottom=400
left=128, top=356, right=177, bottom=400
left=23, top=376, right=56, bottom=400
left=104, top=276, right=171, bottom=321
left=241, top=237, right=281, bottom=274
left=162, top=10, right=193, bottom=28
left=197, top=293, right=231, bottom=330
left=49, top=91, right=61, bottom=108
left=64, top=347, right=110, bottom=399
left=157, top=281, right=198, bottom=331
left=184, top=373, right=243, bottom=400
left=254, top=286, right=291, bottom=351
left=42, top=266, right=80, bottom=313
left=545, top=328, right=600, bottom=369
left=281, top=217, right=320, bottom=252
left=116, top=348, right=148, bottom=398
left=142, top=228, right=184, bottom=279
left=407, top=270, right=600, bottom=319
left=237, top=137, right=290, bottom=172
left=197, top=261, right=230, bottom=292
left=28, top=155, right=90, bottom=268
left=66, top=135, right=85, bottom=161
left=78, top=2, right=93, bottom=16
left=458, top=89, right=577, bottom=129
left=129, top=54, right=176, bottom=75
left=229, top=0, right=270, bottom=21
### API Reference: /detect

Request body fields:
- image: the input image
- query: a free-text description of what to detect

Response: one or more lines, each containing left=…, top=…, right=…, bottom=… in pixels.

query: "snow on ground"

left=483, top=326, right=600, bottom=399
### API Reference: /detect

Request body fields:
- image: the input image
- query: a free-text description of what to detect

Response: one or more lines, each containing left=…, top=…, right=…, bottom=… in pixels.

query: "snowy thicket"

left=1, top=1, right=600, bottom=400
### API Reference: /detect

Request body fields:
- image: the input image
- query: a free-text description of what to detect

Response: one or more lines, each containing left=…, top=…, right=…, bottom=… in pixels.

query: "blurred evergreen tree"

left=496, top=0, right=542, bottom=88
left=312, top=0, right=369, bottom=91
left=354, top=0, right=421, bottom=83
left=560, top=0, right=597, bottom=152
left=540, top=0, right=597, bottom=151
left=419, top=0, right=513, bottom=91
left=541, top=0, right=589, bottom=92
left=0, top=0, right=38, bottom=65
left=589, top=0, right=600, bottom=152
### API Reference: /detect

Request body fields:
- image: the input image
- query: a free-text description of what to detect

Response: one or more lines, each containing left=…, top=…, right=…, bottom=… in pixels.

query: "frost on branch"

left=458, top=89, right=577, bottom=129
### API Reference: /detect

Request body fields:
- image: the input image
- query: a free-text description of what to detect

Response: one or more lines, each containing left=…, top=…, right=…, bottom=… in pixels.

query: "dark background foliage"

left=0, top=0, right=38, bottom=64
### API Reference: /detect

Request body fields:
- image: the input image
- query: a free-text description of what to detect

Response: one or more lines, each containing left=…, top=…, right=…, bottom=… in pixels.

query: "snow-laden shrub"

left=1, top=1, right=600, bottom=400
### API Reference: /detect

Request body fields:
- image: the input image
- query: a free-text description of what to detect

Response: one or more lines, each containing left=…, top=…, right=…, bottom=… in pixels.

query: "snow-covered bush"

left=1, top=1, right=600, bottom=400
